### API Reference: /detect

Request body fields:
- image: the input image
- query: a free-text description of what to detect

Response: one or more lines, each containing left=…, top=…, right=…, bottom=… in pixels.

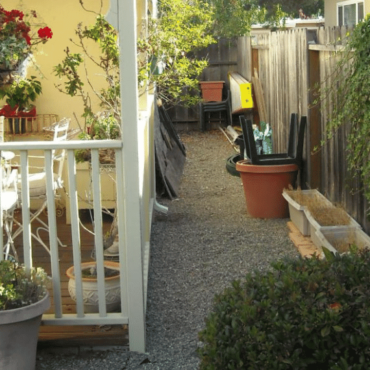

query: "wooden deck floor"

left=11, top=209, right=128, bottom=348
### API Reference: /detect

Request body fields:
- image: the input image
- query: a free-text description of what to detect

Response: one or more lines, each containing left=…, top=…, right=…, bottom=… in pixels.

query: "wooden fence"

left=167, top=38, right=238, bottom=130
left=240, top=27, right=370, bottom=232
left=168, top=27, right=370, bottom=232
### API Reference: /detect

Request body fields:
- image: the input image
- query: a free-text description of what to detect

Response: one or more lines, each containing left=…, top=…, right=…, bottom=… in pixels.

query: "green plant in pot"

left=66, top=261, right=121, bottom=313
left=0, top=260, right=50, bottom=370
left=0, top=75, right=42, bottom=133
left=0, top=6, right=53, bottom=84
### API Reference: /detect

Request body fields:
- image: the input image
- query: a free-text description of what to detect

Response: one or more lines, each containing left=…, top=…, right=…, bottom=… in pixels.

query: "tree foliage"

left=54, top=14, right=120, bottom=132
left=137, top=0, right=216, bottom=107
left=316, top=16, right=370, bottom=210
left=209, top=0, right=266, bottom=38
left=258, top=0, right=324, bottom=18
left=209, top=0, right=291, bottom=37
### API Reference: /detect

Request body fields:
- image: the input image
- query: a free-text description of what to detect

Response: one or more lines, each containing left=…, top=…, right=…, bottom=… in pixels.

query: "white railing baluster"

left=45, top=149, right=63, bottom=318
left=91, top=148, right=107, bottom=317
left=115, top=148, right=128, bottom=317
left=20, top=151, right=32, bottom=270
left=67, top=150, right=84, bottom=317
left=0, top=132, right=157, bottom=349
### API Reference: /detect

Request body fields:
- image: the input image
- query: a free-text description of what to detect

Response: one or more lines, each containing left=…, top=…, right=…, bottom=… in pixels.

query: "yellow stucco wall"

left=1, top=0, right=145, bottom=131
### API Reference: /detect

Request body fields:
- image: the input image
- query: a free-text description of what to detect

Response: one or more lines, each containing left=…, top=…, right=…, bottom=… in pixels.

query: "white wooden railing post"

left=117, top=0, right=146, bottom=352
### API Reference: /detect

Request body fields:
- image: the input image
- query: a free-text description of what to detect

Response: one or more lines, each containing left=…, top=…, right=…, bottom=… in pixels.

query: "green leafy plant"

left=0, top=75, right=42, bottom=112
left=74, top=111, right=120, bottom=163
left=313, top=16, right=370, bottom=212
left=257, top=0, right=324, bottom=19
left=0, top=260, right=49, bottom=310
left=210, top=0, right=266, bottom=37
left=198, top=247, right=370, bottom=369
left=54, top=13, right=120, bottom=131
left=137, top=0, right=216, bottom=107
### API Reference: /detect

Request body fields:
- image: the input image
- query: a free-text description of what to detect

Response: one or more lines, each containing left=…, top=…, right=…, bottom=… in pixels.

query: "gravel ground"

left=36, top=130, right=299, bottom=370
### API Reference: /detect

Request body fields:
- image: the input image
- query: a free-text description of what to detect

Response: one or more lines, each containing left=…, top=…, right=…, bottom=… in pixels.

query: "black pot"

left=226, top=153, right=242, bottom=177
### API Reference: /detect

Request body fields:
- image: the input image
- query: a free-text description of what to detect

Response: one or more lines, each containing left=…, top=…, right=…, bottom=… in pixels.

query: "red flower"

left=329, top=302, right=341, bottom=310
left=24, top=34, right=31, bottom=45
left=38, top=27, right=53, bottom=39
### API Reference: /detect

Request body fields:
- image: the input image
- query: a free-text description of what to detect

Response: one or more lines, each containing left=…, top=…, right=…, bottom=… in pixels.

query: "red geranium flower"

left=38, top=27, right=53, bottom=39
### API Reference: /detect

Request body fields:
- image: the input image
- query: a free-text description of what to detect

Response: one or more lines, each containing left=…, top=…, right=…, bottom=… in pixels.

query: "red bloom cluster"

left=0, top=104, right=36, bottom=117
left=0, top=6, right=52, bottom=47
left=38, top=27, right=53, bottom=39
left=1, top=8, right=24, bottom=22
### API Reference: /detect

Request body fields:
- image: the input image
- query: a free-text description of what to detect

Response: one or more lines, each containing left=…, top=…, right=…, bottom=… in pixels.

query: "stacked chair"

left=239, top=113, right=306, bottom=167
left=199, top=89, right=232, bottom=131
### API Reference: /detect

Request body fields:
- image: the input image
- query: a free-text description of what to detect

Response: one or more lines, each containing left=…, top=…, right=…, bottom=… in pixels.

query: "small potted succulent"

left=0, top=75, right=42, bottom=133
left=66, top=261, right=121, bottom=313
left=0, top=260, right=50, bottom=370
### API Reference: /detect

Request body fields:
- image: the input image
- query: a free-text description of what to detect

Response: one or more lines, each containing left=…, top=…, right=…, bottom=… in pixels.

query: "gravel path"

left=36, top=130, right=299, bottom=370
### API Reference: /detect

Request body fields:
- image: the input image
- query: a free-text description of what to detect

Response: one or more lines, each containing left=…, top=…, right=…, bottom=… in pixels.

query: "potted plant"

left=0, top=260, right=50, bottom=370
left=74, top=111, right=121, bottom=164
left=0, top=76, right=42, bottom=133
left=66, top=261, right=121, bottom=313
left=0, top=6, right=53, bottom=84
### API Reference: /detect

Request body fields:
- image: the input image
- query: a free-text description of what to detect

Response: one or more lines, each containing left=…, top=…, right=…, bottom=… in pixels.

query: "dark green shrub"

left=198, top=248, right=370, bottom=370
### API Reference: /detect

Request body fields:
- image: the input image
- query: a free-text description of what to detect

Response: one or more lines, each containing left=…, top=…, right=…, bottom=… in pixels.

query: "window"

left=337, top=1, right=364, bottom=27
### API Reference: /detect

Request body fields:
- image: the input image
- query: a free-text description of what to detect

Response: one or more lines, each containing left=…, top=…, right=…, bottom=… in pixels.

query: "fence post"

left=308, top=49, right=321, bottom=190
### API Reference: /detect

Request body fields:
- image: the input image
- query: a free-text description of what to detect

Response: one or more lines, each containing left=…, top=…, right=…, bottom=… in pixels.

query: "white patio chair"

left=2, top=168, right=19, bottom=261
left=11, top=117, right=71, bottom=255
left=0, top=116, right=19, bottom=260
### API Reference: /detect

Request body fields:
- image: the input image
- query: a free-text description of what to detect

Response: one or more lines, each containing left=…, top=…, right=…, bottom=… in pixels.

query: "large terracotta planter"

left=0, top=292, right=50, bottom=370
left=236, top=160, right=298, bottom=218
left=66, top=261, right=121, bottom=313
left=199, top=81, right=224, bottom=102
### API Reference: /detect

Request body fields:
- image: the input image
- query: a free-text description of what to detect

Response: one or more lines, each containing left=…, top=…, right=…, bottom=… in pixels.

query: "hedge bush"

left=198, top=248, right=370, bottom=370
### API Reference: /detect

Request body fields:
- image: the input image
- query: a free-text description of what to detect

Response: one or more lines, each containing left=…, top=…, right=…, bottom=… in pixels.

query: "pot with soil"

left=66, top=261, right=121, bottom=313
left=304, top=203, right=361, bottom=249
left=282, top=189, right=332, bottom=236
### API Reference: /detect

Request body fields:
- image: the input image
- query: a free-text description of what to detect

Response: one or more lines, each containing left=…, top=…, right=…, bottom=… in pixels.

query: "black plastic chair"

left=239, top=114, right=306, bottom=167
left=199, top=89, right=232, bottom=131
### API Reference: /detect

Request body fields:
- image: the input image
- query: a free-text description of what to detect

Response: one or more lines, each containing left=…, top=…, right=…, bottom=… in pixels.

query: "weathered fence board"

left=167, top=38, right=238, bottom=129
left=167, top=27, right=370, bottom=232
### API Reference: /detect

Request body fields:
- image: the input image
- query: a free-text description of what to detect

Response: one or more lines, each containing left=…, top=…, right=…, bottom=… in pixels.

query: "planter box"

left=305, top=209, right=361, bottom=249
left=282, top=190, right=332, bottom=236
left=199, top=81, right=224, bottom=102
left=315, top=227, right=370, bottom=255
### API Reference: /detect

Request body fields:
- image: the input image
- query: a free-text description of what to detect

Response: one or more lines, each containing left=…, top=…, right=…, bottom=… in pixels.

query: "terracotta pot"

left=199, top=81, right=224, bottom=102
left=66, top=261, right=121, bottom=313
left=0, top=292, right=50, bottom=370
left=236, top=160, right=298, bottom=218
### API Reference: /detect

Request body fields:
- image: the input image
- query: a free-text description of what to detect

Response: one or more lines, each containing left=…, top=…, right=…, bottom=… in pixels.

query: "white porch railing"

left=0, top=113, right=155, bottom=350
